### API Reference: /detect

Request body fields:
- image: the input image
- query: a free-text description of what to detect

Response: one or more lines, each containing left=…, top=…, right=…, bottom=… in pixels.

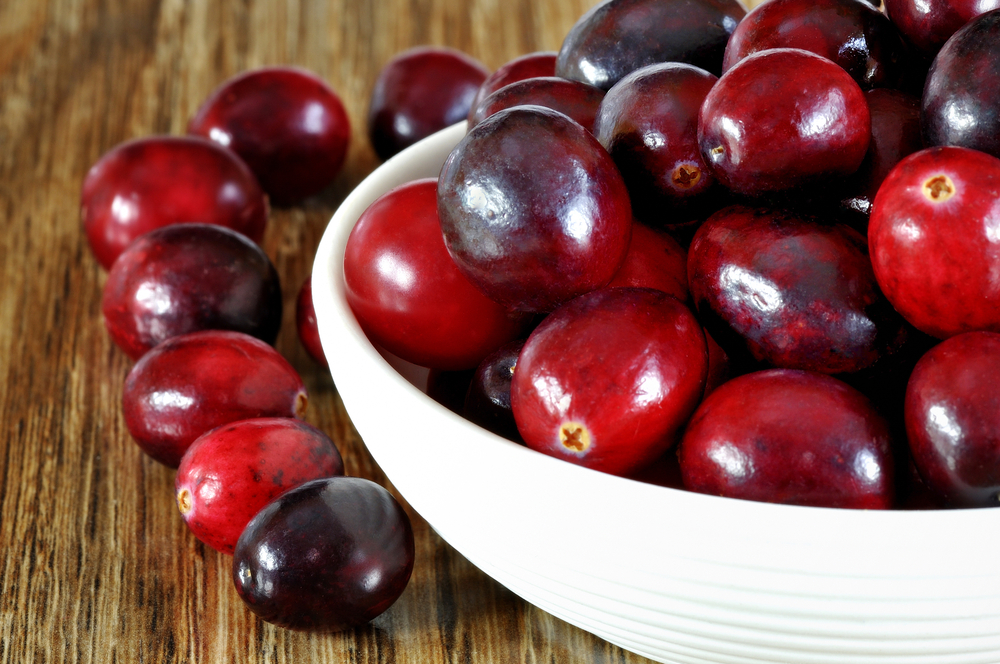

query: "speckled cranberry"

left=122, top=330, right=307, bottom=468
left=176, top=418, right=344, bottom=554
left=678, top=369, right=896, bottom=509
left=468, top=51, right=557, bottom=123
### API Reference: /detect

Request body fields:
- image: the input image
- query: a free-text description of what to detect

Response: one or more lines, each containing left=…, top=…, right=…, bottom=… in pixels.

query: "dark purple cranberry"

left=555, top=0, right=747, bottom=90
left=468, top=77, right=605, bottom=134
left=188, top=67, right=351, bottom=205
left=232, top=477, right=414, bottom=631
left=468, top=51, right=558, bottom=122
left=883, top=0, right=1000, bottom=56
left=698, top=48, right=871, bottom=197
left=921, top=9, right=1000, bottom=159
left=437, top=106, right=632, bottom=313
left=679, top=369, right=896, bottom=509
left=368, top=46, right=489, bottom=160
left=463, top=339, right=525, bottom=443
left=596, top=62, right=718, bottom=222
left=102, top=223, right=282, bottom=360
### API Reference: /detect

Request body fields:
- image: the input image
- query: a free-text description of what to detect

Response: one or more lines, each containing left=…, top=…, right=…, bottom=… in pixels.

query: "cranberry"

left=188, top=67, right=351, bottom=205
left=102, top=223, right=282, bottom=360
left=868, top=146, right=1000, bottom=339
left=921, top=9, right=1000, bottom=160
left=468, top=77, right=605, bottom=134
left=296, top=275, right=327, bottom=367
left=688, top=205, right=908, bottom=375
left=511, top=288, right=708, bottom=477
left=437, top=106, right=632, bottom=313
left=426, top=368, right=476, bottom=414
left=81, top=136, right=268, bottom=270
left=122, top=330, right=306, bottom=468
left=904, top=332, right=1000, bottom=507
left=883, top=0, right=1000, bottom=56
left=556, top=0, right=747, bottom=89
left=463, top=338, right=525, bottom=444
left=699, top=49, right=870, bottom=198
left=232, top=476, right=414, bottom=631
left=678, top=369, right=896, bottom=509
left=722, top=0, right=913, bottom=91
left=368, top=46, right=489, bottom=160
left=595, top=63, right=718, bottom=223
left=344, top=178, right=529, bottom=370
left=606, top=221, right=689, bottom=303
left=468, top=51, right=558, bottom=122
left=176, top=418, right=344, bottom=554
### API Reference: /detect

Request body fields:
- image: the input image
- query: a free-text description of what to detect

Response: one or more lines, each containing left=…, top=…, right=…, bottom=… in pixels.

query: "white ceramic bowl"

left=311, top=122, right=1000, bottom=664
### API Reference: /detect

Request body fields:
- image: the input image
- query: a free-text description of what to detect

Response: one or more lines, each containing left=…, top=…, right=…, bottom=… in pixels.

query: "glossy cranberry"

left=839, top=88, right=924, bottom=224
left=606, top=222, right=689, bottom=303
left=188, top=67, right=351, bottom=205
left=437, top=106, right=632, bottom=313
left=296, top=275, right=327, bottom=367
left=688, top=205, right=908, bottom=375
left=344, top=179, right=529, bottom=370
left=511, top=288, right=708, bottom=477
left=698, top=48, right=871, bottom=197
left=176, top=418, right=344, bottom=554
left=81, top=136, right=267, bottom=270
left=468, top=51, right=558, bottom=122
left=463, top=339, right=525, bottom=444
left=555, top=0, right=746, bottom=89
left=596, top=63, right=718, bottom=222
left=904, top=332, right=1000, bottom=507
left=722, top=0, right=913, bottom=91
left=678, top=369, right=896, bottom=509
left=232, top=477, right=414, bottom=631
left=468, top=77, right=605, bottom=133
left=922, top=9, right=1000, bottom=159
left=868, top=146, right=1000, bottom=338
left=122, top=330, right=307, bottom=468
left=883, top=0, right=1000, bottom=55
left=368, top=46, right=489, bottom=160
left=103, top=224, right=282, bottom=360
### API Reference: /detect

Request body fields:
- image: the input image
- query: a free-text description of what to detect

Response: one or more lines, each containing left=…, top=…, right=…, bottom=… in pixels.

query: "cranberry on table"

left=176, top=418, right=345, bottom=554
left=921, top=9, right=1000, bottom=160
left=463, top=338, right=525, bottom=444
left=81, top=136, right=268, bottom=270
left=437, top=106, right=632, bottom=313
left=232, top=476, right=414, bottom=631
left=698, top=48, right=871, bottom=197
left=188, top=67, right=350, bottom=205
left=904, top=331, right=1000, bottom=508
left=595, top=62, right=718, bottom=223
left=102, top=223, right=282, bottom=360
left=122, top=330, right=307, bottom=468
left=606, top=221, right=689, bottom=303
left=688, top=205, right=908, bottom=375
left=468, top=77, right=605, bottom=134
left=555, top=0, right=747, bottom=90
left=368, top=46, right=489, bottom=160
left=868, top=146, right=1000, bottom=339
left=883, top=0, right=1000, bottom=56
left=511, top=288, right=708, bottom=477
left=721, top=0, right=913, bottom=91
left=296, top=275, right=327, bottom=367
left=678, top=369, right=896, bottom=509
left=344, top=178, right=529, bottom=370
left=468, top=51, right=557, bottom=122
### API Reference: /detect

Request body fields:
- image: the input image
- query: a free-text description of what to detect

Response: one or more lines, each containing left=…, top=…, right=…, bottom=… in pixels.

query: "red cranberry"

left=883, top=0, right=1000, bottom=55
left=176, top=418, right=344, bottom=554
left=678, top=369, right=896, bottom=509
left=868, top=146, right=1000, bottom=339
left=344, top=179, right=529, bottom=370
left=437, top=106, right=632, bottom=313
left=468, top=77, right=605, bottom=134
left=122, top=330, right=306, bottom=468
left=904, top=332, right=1000, bottom=507
left=511, top=288, right=708, bottom=477
left=102, top=223, right=282, bottom=360
left=296, top=275, right=327, bottom=367
left=606, top=221, right=689, bottom=303
left=468, top=51, right=558, bottom=122
left=368, top=46, right=489, bottom=160
left=188, top=67, right=351, bottom=205
left=698, top=48, right=870, bottom=197
left=232, top=477, right=414, bottom=631
left=81, top=136, right=267, bottom=270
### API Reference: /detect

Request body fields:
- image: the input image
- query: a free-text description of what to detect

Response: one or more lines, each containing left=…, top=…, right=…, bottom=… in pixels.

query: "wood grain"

left=0, top=0, right=765, bottom=661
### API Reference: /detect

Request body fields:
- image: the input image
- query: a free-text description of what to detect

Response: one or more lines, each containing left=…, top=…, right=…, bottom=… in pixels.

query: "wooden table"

left=0, top=0, right=771, bottom=660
